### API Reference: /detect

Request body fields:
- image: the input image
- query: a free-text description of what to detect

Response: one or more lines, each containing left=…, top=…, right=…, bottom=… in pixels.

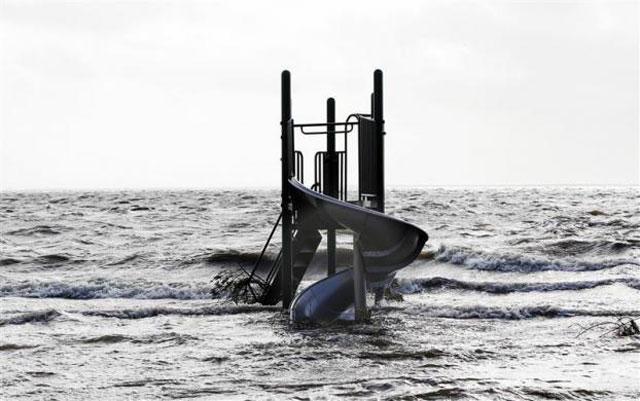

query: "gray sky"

left=1, top=0, right=638, bottom=190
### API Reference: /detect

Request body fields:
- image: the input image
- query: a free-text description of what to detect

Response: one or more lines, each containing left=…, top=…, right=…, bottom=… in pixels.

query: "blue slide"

left=288, top=179, right=428, bottom=323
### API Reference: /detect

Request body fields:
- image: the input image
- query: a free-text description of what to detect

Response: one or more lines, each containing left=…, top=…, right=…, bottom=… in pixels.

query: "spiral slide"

left=288, top=179, right=428, bottom=323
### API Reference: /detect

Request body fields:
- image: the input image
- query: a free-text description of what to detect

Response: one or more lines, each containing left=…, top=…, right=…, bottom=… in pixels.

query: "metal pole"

left=373, top=69, right=384, bottom=213
left=352, top=233, right=367, bottom=321
left=326, top=97, right=336, bottom=197
left=281, top=70, right=293, bottom=309
left=370, top=92, right=375, bottom=119
left=326, top=98, right=337, bottom=276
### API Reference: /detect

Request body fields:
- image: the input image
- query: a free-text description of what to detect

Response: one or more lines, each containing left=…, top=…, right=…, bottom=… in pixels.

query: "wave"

left=81, top=332, right=198, bottom=345
left=401, top=305, right=640, bottom=320
left=129, top=206, right=153, bottom=211
left=13, top=274, right=634, bottom=302
left=6, top=225, right=68, bottom=236
left=3, top=303, right=635, bottom=326
left=536, top=239, right=638, bottom=257
left=34, top=254, right=73, bottom=265
left=182, top=250, right=276, bottom=267
left=80, top=304, right=277, bottom=320
left=358, top=348, right=448, bottom=360
left=1, top=254, right=85, bottom=268
left=80, top=304, right=278, bottom=319
left=0, top=304, right=277, bottom=326
left=0, top=343, right=39, bottom=351
left=0, top=279, right=212, bottom=300
left=106, top=253, right=141, bottom=266
left=81, top=334, right=130, bottom=344
left=396, top=276, right=640, bottom=294
left=491, top=387, right=613, bottom=401
left=435, top=245, right=640, bottom=273
left=0, top=258, right=21, bottom=266
left=204, top=251, right=270, bottom=265
left=0, top=309, right=61, bottom=326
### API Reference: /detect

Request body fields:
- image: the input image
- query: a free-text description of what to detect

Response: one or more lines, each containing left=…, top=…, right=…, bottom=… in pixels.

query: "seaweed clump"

left=575, top=317, right=640, bottom=338
left=210, top=270, right=265, bottom=304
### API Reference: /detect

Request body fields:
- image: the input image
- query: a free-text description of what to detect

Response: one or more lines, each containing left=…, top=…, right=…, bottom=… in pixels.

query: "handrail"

left=338, top=151, right=347, bottom=201
left=294, top=151, right=304, bottom=183
left=260, top=227, right=297, bottom=303
left=294, top=122, right=358, bottom=128
left=264, top=247, right=283, bottom=286
left=296, top=121, right=358, bottom=135
left=314, top=152, right=323, bottom=193
left=314, top=150, right=347, bottom=201
left=246, top=211, right=282, bottom=286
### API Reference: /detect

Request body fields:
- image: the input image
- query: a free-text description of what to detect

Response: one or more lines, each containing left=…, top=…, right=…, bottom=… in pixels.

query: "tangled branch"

left=574, top=317, right=640, bottom=338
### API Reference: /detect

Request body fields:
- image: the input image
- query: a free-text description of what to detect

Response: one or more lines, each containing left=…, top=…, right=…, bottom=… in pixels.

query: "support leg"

left=328, top=229, right=336, bottom=276
left=352, top=234, right=367, bottom=321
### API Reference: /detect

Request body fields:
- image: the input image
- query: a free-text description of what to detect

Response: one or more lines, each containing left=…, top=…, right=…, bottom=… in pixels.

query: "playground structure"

left=243, top=70, right=428, bottom=323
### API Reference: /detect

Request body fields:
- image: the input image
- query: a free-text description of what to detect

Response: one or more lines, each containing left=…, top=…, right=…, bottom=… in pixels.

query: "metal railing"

left=294, top=121, right=358, bottom=135
left=314, top=151, right=347, bottom=201
left=234, top=211, right=282, bottom=303
left=294, top=150, right=304, bottom=183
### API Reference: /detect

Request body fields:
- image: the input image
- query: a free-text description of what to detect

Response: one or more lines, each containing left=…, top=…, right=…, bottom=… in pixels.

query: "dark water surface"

left=1, top=188, right=639, bottom=400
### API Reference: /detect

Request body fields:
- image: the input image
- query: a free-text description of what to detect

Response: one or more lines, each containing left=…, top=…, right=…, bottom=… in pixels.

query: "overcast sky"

left=1, top=0, right=638, bottom=190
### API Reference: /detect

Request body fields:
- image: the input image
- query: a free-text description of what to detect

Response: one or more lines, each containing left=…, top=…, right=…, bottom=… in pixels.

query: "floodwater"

left=1, top=188, right=639, bottom=400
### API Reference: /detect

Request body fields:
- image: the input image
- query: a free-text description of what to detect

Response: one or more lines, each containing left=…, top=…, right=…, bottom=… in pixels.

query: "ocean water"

left=1, top=187, right=639, bottom=400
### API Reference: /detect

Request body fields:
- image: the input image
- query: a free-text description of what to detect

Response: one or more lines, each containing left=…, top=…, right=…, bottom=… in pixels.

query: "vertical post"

left=352, top=234, right=367, bottom=321
left=370, top=92, right=375, bottom=120
left=281, top=70, right=293, bottom=309
left=373, top=69, right=384, bottom=213
left=326, top=98, right=337, bottom=276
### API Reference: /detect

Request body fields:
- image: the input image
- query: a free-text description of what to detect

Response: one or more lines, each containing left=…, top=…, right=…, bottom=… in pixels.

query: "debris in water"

left=210, top=269, right=265, bottom=304
left=575, top=317, right=640, bottom=338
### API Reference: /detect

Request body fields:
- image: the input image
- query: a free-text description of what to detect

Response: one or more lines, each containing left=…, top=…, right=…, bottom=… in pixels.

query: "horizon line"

left=1, top=182, right=638, bottom=193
